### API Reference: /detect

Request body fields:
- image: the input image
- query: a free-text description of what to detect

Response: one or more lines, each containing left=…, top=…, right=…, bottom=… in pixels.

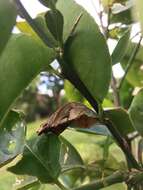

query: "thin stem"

left=118, top=36, right=142, bottom=90
left=111, top=73, right=120, bottom=106
left=104, top=119, right=141, bottom=170
left=14, top=0, right=54, bottom=48
left=73, top=170, right=143, bottom=190
left=55, top=180, right=68, bottom=190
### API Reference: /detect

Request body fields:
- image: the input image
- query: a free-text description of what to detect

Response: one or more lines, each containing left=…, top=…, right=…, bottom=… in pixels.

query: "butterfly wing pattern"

left=37, top=102, right=98, bottom=135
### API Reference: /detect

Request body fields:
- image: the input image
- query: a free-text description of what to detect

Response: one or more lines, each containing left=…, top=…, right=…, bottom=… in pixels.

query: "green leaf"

left=0, top=34, right=55, bottom=125
left=110, top=8, right=134, bottom=24
left=134, top=0, right=143, bottom=32
left=14, top=176, right=39, bottom=190
left=64, top=80, right=84, bottom=102
left=0, top=110, right=26, bottom=167
left=45, top=9, right=64, bottom=43
left=104, top=108, right=135, bottom=136
left=60, top=136, right=84, bottom=172
left=0, top=0, right=17, bottom=55
left=17, top=14, right=58, bottom=47
left=121, top=42, right=143, bottom=86
left=8, top=133, right=61, bottom=183
left=71, top=124, right=111, bottom=136
left=119, top=79, right=134, bottom=109
left=60, top=0, right=111, bottom=102
left=111, top=29, right=130, bottom=65
left=129, top=88, right=143, bottom=136
left=38, top=0, right=57, bottom=9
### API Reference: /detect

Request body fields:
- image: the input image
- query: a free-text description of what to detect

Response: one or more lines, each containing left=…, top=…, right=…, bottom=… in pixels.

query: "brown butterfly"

left=37, top=102, right=98, bottom=135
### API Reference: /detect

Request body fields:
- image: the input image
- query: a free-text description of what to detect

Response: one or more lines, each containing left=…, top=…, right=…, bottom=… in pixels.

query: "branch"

left=14, top=0, right=54, bottom=48
left=118, top=36, right=142, bottom=90
left=73, top=170, right=143, bottom=190
left=104, top=119, right=141, bottom=170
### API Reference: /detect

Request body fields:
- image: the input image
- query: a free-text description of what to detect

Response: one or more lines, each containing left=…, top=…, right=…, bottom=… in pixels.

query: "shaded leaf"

left=119, top=79, right=134, bottom=109
left=72, top=124, right=111, bottom=136
left=0, top=0, right=17, bottom=55
left=38, top=0, right=57, bottom=9
left=104, top=108, right=135, bottom=136
left=111, top=29, right=130, bottom=65
left=0, top=34, right=55, bottom=124
left=110, top=7, right=134, bottom=24
left=129, top=88, right=143, bottom=136
left=0, top=110, right=26, bottom=167
left=60, top=136, right=84, bottom=172
left=61, top=0, right=111, bottom=102
left=8, top=133, right=61, bottom=182
left=121, top=42, right=143, bottom=86
left=45, top=9, right=64, bottom=43
left=37, top=102, right=98, bottom=135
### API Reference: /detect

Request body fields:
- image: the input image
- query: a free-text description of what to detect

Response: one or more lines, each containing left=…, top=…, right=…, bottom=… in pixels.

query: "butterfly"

left=37, top=102, right=98, bottom=135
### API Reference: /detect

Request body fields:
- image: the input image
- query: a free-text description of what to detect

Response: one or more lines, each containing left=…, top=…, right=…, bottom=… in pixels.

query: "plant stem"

left=55, top=179, right=68, bottom=190
left=111, top=73, right=120, bottom=106
left=73, top=171, right=128, bottom=190
left=118, top=36, right=142, bottom=90
left=73, top=170, right=143, bottom=190
left=14, top=0, right=54, bottom=48
left=104, top=119, right=141, bottom=170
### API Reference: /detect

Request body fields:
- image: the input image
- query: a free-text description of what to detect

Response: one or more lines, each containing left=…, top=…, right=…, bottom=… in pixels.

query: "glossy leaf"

left=0, top=0, right=17, bottom=55
left=0, top=34, right=55, bottom=125
left=0, top=110, right=26, bottom=167
left=71, top=124, right=111, bottom=136
left=8, top=134, right=61, bottom=182
left=121, top=42, right=143, bottom=86
left=45, top=9, right=64, bottom=43
left=17, top=15, right=57, bottom=47
left=134, top=0, right=143, bottom=32
left=104, top=108, right=135, bottom=136
left=61, top=0, right=111, bottom=102
left=129, top=88, right=143, bottom=136
left=38, top=0, right=57, bottom=9
left=14, top=176, right=39, bottom=190
left=64, top=80, right=84, bottom=102
left=60, top=136, right=84, bottom=172
left=111, top=29, right=130, bottom=65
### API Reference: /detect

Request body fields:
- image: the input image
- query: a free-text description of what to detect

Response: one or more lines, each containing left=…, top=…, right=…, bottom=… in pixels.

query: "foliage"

left=1, top=0, right=143, bottom=190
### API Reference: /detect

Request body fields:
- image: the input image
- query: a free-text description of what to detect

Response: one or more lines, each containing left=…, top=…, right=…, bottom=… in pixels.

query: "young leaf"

left=104, top=108, right=135, bottom=136
left=38, top=0, right=57, bottom=9
left=0, top=110, right=26, bottom=167
left=61, top=0, right=111, bottom=102
left=37, top=102, right=99, bottom=135
left=129, top=88, right=143, bottom=136
left=8, top=134, right=61, bottom=182
left=0, top=34, right=55, bottom=125
left=45, top=9, right=64, bottom=43
left=0, top=0, right=17, bottom=55
left=111, top=29, right=130, bottom=65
